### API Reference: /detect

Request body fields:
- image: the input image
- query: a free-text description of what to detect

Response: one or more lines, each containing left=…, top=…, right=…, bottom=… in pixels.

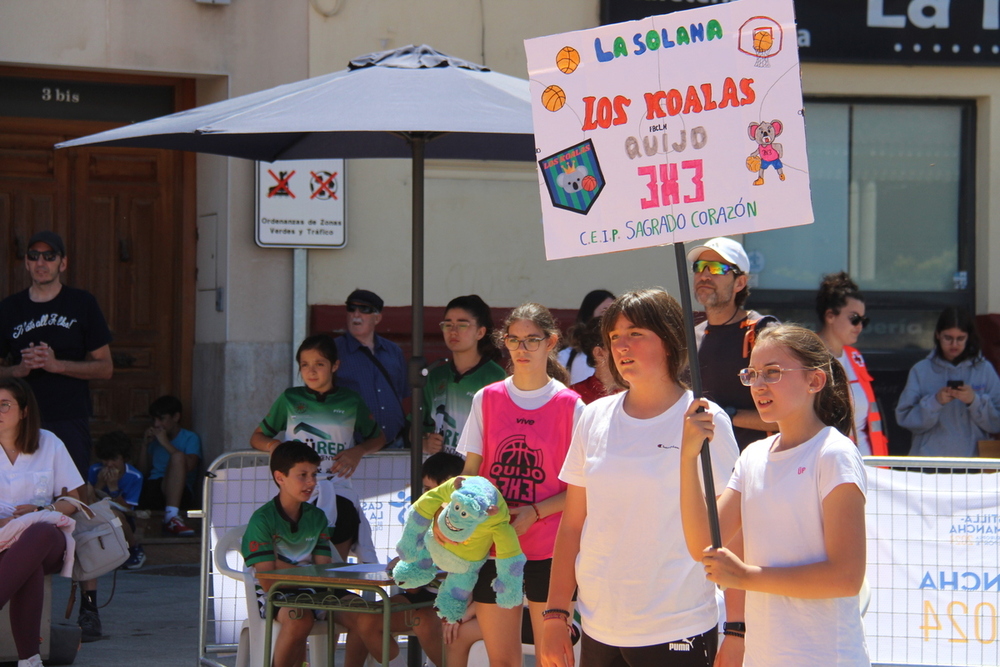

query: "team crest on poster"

left=539, top=140, right=606, bottom=214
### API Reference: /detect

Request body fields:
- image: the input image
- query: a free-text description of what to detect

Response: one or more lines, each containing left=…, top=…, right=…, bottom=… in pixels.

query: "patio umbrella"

left=58, top=43, right=535, bottom=556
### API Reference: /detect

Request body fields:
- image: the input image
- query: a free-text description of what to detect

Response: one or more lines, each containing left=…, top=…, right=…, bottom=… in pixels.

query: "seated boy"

left=242, top=441, right=338, bottom=667
left=87, top=430, right=145, bottom=569
left=343, top=452, right=467, bottom=667
left=138, top=395, right=202, bottom=536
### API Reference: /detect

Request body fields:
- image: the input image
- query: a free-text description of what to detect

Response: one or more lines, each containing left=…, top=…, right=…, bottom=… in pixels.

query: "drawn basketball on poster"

left=556, top=46, right=580, bottom=74
left=581, top=175, right=597, bottom=192
left=541, top=85, right=567, bottom=112
left=738, top=16, right=782, bottom=68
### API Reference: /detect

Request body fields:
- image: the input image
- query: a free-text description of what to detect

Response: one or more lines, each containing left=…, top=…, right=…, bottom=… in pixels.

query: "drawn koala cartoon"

left=557, top=163, right=589, bottom=194
left=746, top=120, right=785, bottom=186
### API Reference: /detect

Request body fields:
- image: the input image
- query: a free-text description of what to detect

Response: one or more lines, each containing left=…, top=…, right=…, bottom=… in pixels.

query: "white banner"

left=865, top=467, right=1000, bottom=666
left=255, top=159, right=346, bottom=248
left=524, top=0, right=813, bottom=260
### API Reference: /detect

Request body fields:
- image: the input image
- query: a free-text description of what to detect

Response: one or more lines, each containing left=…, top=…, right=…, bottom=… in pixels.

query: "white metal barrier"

left=198, top=449, right=413, bottom=667
left=864, top=456, right=1000, bottom=667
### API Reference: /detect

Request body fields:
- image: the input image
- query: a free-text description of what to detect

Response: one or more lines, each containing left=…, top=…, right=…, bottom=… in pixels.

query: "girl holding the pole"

left=680, top=324, right=870, bottom=667
left=456, top=303, right=584, bottom=667
left=540, top=289, right=741, bottom=667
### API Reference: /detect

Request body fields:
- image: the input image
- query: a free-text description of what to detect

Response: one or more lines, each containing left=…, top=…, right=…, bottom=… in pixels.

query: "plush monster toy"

left=392, top=476, right=525, bottom=623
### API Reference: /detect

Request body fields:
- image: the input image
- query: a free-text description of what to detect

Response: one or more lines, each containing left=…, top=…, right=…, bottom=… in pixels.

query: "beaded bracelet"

left=541, top=608, right=570, bottom=620
left=723, top=630, right=745, bottom=639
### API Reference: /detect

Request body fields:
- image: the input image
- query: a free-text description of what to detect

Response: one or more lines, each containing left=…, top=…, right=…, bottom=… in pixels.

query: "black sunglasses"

left=346, top=303, right=377, bottom=315
left=26, top=250, right=60, bottom=262
left=848, top=314, right=870, bottom=329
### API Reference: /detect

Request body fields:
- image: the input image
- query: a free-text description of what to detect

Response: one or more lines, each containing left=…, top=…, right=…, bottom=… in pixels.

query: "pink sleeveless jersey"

left=479, top=382, right=578, bottom=560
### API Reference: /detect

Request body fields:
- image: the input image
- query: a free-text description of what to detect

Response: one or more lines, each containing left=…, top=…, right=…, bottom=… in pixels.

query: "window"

left=745, top=100, right=971, bottom=294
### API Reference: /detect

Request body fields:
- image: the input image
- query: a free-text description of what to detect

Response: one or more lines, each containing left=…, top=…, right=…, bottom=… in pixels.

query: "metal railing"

left=863, top=456, right=1000, bottom=667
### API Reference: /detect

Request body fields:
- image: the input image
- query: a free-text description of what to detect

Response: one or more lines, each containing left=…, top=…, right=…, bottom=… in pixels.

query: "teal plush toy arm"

left=490, top=519, right=527, bottom=609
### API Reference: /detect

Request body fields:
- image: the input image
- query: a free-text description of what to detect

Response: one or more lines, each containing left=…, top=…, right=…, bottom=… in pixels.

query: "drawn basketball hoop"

left=737, top=16, right=782, bottom=67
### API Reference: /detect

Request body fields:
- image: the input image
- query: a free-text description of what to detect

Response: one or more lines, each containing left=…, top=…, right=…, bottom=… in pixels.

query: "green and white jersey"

left=260, top=386, right=381, bottom=476
left=242, top=496, right=333, bottom=568
left=422, top=359, right=506, bottom=454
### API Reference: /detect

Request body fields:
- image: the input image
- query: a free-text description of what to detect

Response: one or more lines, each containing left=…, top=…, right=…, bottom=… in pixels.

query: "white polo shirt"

left=0, top=430, right=84, bottom=508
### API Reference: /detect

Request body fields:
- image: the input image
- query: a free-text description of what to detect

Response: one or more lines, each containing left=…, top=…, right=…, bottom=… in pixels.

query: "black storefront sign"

left=602, top=0, right=1000, bottom=66
left=0, top=76, right=175, bottom=123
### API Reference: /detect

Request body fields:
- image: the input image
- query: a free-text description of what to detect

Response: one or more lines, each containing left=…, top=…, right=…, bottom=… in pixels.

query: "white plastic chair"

left=214, top=525, right=341, bottom=667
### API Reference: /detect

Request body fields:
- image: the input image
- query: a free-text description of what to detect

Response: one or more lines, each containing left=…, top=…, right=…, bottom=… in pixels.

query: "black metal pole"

left=673, top=242, right=723, bottom=550
left=407, top=134, right=426, bottom=667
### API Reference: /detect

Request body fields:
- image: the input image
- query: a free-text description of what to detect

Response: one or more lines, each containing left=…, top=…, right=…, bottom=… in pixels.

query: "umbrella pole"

left=673, top=242, right=723, bottom=550
left=408, top=133, right=427, bottom=667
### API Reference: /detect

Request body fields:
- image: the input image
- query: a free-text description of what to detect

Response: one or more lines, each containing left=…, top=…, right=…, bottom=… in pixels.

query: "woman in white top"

left=681, top=325, right=870, bottom=667
left=816, top=272, right=883, bottom=455
left=540, top=289, right=740, bottom=667
left=0, top=378, right=84, bottom=667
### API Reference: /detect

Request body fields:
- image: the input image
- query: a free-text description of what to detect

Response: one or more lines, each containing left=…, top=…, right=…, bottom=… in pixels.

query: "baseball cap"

left=686, top=237, right=749, bottom=274
left=27, top=231, right=67, bottom=256
left=346, top=289, right=384, bottom=312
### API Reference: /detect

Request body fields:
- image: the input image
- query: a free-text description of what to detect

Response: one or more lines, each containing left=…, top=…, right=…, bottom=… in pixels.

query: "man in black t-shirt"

left=0, top=231, right=113, bottom=474
left=688, top=237, right=776, bottom=450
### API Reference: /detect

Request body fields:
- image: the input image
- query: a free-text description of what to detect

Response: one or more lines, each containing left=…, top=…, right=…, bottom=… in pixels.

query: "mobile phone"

left=947, top=380, right=964, bottom=390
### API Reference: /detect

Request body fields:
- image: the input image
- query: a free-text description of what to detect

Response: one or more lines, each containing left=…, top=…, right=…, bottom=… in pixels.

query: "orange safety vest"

left=843, top=345, right=889, bottom=456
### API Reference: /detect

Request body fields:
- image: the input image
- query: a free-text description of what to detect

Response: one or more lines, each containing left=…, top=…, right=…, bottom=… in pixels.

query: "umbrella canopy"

left=57, top=45, right=535, bottom=161
left=58, top=46, right=537, bottom=554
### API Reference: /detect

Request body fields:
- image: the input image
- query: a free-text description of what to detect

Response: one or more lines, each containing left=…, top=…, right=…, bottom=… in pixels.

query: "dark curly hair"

left=816, top=271, right=864, bottom=322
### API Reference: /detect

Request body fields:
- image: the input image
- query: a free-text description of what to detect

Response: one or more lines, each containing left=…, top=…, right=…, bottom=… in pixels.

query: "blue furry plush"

left=392, top=476, right=525, bottom=623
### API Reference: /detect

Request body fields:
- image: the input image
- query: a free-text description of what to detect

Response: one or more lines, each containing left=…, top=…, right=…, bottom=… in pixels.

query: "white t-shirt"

left=560, top=391, right=739, bottom=647
left=0, top=430, right=85, bottom=508
left=457, top=377, right=586, bottom=458
left=729, top=426, right=870, bottom=667
left=837, top=351, right=871, bottom=456
left=557, top=347, right=594, bottom=385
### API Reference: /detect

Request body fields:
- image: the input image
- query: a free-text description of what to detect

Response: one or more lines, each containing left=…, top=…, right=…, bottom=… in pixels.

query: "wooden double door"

left=1, top=113, right=194, bottom=444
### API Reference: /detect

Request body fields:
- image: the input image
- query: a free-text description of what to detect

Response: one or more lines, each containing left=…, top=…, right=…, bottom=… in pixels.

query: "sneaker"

left=163, top=516, right=195, bottom=537
left=78, top=607, right=103, bottom=643
left=122, top=544, right=147, bottom=570
left=18, top=654, right=43, bottom=667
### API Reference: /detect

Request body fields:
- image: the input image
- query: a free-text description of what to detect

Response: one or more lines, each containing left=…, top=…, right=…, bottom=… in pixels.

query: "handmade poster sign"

left=525, top=0, right=813, bottom=260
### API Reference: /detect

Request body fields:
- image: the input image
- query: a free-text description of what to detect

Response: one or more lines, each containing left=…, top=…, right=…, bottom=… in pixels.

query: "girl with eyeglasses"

left=816, top=272, right=887, bottom=456
left=456, top=303, right=584, bottom=667
left=681, top=324, right=871, bottom=667
left=895, top=307, right=1000, bottom=457
left=422, top=295, right=507, bottom=457
left=541, top=289, right=739, bottom=667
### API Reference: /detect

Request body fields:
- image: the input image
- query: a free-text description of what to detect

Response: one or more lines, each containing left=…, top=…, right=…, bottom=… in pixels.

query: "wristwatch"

left=723, top=622, right=746, bottom=632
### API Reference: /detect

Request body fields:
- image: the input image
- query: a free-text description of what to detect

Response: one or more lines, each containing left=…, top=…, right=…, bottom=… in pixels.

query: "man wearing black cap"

left=0, top=231, right=113, bottom=472
left=334, top=289, right=410, bottom=448
left=0, top=230, right=114, bottom=642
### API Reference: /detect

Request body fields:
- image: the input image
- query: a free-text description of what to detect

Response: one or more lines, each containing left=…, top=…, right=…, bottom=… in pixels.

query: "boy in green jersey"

left=243, top=441, right=336, bottom=667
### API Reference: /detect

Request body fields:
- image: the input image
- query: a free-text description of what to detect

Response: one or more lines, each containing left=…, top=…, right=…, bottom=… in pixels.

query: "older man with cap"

left=689, top=236, right=777, bottom=450
left=334, top=289, right=410, bottom=448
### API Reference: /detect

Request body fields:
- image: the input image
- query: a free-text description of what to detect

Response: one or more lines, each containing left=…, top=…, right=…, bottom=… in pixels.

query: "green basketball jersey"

left=422, top=359, right=506, bottom=454
left=242, top=497, right=333, bottom=567
left=260, top=386, right=381, bottom=475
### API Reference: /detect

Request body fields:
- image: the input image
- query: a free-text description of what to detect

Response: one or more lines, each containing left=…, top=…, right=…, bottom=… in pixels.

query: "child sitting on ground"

left=139, top=395, right=202, bottom=537
left=242, top=441, right=338, bottom=667
left=87, top=430, right=145, bottom=569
